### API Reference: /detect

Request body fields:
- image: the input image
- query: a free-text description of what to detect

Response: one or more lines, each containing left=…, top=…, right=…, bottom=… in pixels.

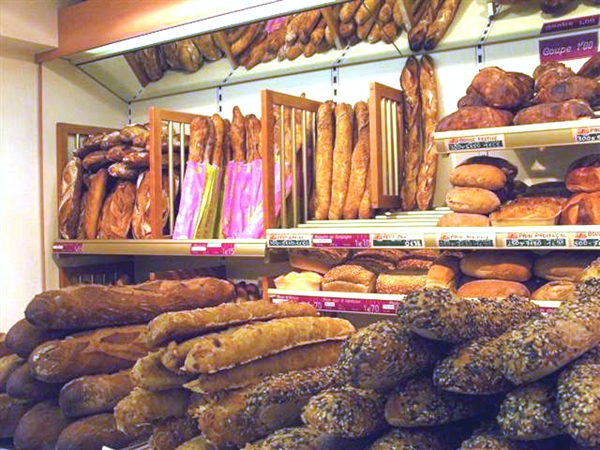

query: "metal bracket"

left=331, top=65, right=339, bottom=102
left=476, top=3, right=497, bottom=71
left=127, top=102, right=133, bottom=124
left=217, top=85, right=224, bottom=114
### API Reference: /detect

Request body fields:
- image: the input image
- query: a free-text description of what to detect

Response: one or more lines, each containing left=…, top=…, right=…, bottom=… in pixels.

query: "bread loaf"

left=561, top=192, right=600, bottom=225
left=313, top=101, right=335, bottom=220
left=437, top=212, right=491, bottom=227
left=446, top=187, right=501, bottom=214
left=490, top=196, right=565, bottom=224
left=14, top=400, right=72, bottom=450
left=5, top=320, right=69, bottom=358
left=321, top=265, right=376, bottom=293
left=0, top=393, right=33, bottom=438
left=6, top=362, right=61, bottom=401
left=80, top=168, right=108, bottom=239
left=460, top=251, right=533, bottom=281
left=0, top=334, right=10, bottom=358
left=534, top=251, right=598, bottom=282
left=241, top=426, right=354, bottom=450
left=97, top=179, right=136, bottom=239
left=400, top=56, right=421, bottom=210
left=426, top=255, right=460, bottom=290
left=565, top=154, right=600, bottom=193
left=56, top=413, right=145, bottom=450
left=150, top=417, right=198, bottom=450
left=376, top=274, right=426, bottom=294
left=369, top=428, right=458, bottom=450
left=457, top=280, right=530, bottom=299
left=58, top=158, right=84, bottom=239
left=343, top=101, right=370, bottom=219
left=436, top=106, right=513, bottom=131
left=329, top=103, right=353, bottom=219
left=29, top=325, right=150, bottom=383
left=26, top=278, right=234, bottom=330
left=514, top=99, right=594, bottom=125
left=531, top=281, right=576, bottom=302
left=469, top=67, right=533, bottom=110
left=450, top=164, right=507, bottom=190
left=0, top=354, right=25, bottom=391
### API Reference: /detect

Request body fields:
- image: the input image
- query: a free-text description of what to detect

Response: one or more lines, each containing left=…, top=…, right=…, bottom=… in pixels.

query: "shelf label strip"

left=271, top=294, right=398, bottom=315
left=444, top=134, right=505, bottom=152
left=504, top=232, right=568, bottom=249
left=436, top=232, right=496, bottom=249
left=52, top=242, right=83, bottom=253
left=573, top=126, right=600, bottom=144
left=371, top=233, right=425, bottom=248
left=190, top=242, right=235, bottom=256
left=312, top=233, right=370, bottom=248
left=571, top=231, right=600, bottom=248
left=267, top=234, right=312, bottom=248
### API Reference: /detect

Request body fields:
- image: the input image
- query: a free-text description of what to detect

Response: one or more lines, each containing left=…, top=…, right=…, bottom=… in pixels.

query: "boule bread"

left=460, top=251, right=533, bottom=282
left=445, top=187, right=501, bottom=214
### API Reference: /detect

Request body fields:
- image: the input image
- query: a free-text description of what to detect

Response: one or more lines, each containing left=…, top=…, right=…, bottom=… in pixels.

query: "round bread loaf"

left=566, top=154, right=600, bottom=193
left=459, top=155, right=518, bottom=180
left=446, top=187, right=501, bottom=214
left=531, top=281, right=576, bottom=302
left=457, top=279, right=530, bottom=299
left=534, top=251, right=599, bottom=282
left=437, top=213, right=490, bottom=227
left=460, top=251, right=533, bottom=282
left=561, top=192, right=600, bottom=225
left=450, top=164, right=507, bottom=190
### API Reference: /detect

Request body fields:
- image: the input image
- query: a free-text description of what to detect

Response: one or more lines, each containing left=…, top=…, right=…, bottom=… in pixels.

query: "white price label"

left=436, top=232, right=496, bottom=248
left=371, top=233, right=425, bottom=248
left=445, top=134, right=505, bottom=152
left=504, top=232, right=567, bottom=248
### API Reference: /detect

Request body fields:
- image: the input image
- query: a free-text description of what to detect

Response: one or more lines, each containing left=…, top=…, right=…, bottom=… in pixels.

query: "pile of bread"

left=437, top=54, right=600, bottom=131
left=0, top=277, right=234, bottom=450
left=439, top=153, right=600, bottom=226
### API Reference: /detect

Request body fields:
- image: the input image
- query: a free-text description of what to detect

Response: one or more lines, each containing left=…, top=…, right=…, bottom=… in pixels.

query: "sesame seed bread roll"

left=398, top=288, right=541, bottom=343
left=369, top=428, right=456, bottom=450
left=338, top=320, right=442, bottom=391
left=301, top=386, right=387, bottom=438
left=497, top=379, right=564, bottom=440
left=241, top=427, right=363, bottom=450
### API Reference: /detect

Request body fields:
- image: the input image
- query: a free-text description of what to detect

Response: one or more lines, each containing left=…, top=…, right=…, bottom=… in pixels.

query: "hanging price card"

left=504, top=232, right=568, bottom=249
left=573, top=126, right=600, bottom=143
left=444, top=134, right=505, bottom=152
left=571, top=231, right=600, bottom=248
left=371, top=233, right=425, bottom=248
left=190, top=242, right=235, bottom=256
left=312, top=234, right=370, bottom=248
left=436, top=232, right=496, bottom=248
left=52, top=242, right=83, bottom=253
left=267, top=234, right=312, bottom=248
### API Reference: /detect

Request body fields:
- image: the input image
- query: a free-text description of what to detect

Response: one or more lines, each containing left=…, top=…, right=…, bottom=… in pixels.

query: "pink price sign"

left=539, top=31, right=598, bottom=63
left=276, top=294, right=398, bottom=315
left=52, top=242, right=83, bottom=253
left=190, top=242, right=235, bottom=256
left=312, top=233, right=371, bottom=248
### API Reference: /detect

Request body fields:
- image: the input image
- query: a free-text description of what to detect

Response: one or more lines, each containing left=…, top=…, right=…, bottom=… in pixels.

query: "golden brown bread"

left=329, top=103, right=354, bottom=220
left=513, top=99, right=595, bottom=125
left=174, top=435, right=218, bottom=450
left=150, top=417, right=199, bottom=450
left=437, top=212, right=491, bottom=227
left=82, top=150, right=111, bottom=171
left=561, top=192, right=600, bottom=225
left=426, top=255, right=461, bottom=290
left=56, top=413, right=145, bottom=450
left=531, top=281, right=576, bottom=302
left=231, top=106, right=247, bottom=162
left=58, top=158, right=84, bottom=239
left=566, top=154, right=600, bottom=193
left=400, top=56, right=421, bottom=211
left=534, top=61, right=575, bottom=91
left=469, top=67, right=533, bottom=109
left=183, top=317, right=355, bottom=373
left=0, top=393, right=33, bottom=439
left=132, top=350, right=194, bottom=391
left=459, top=155, right=518, bottom=180
left=0, top=354, right=25, bottom=392
left=436, top=106, right=513, bottom=131
left=535, top=76, right=600, bottom=104
left=107, top=162, right=138, bottom=180
left=192, top=35, right=223, bottom=62
left=314, top=101, right=335, bottom=220
left=184, top=341, right=341, bottom=394
left=450, top=164, right=507, bottom=190
left=376, top=274, right=426, bottom=294
left=5, top=319, right=70, bottom=358
left=131, top=170, right=170, bottom=239
left=457, top=279, right=530, bottom=299
left=533, top=251, right=599, bottom=282
left=490, top=196, right=565, bottom=224
left=445, top=187, right=501, bottom=214
left=407, top=0, right=443, bottom=51
left=423, top=0, right=462, bottom=51
left=145, top=300, right=317, bottom=348
left=321, top=264, right=377, bottom=293
left=14, top=400, right=73, bottom=450
left=26, top=278, right=234, bottom=330
left=460, top=251, right=533, bottom=281
left=97, top=180, right=136, bottom=239
left=578, top=52, right=600, bottom=79
left=58, top=369, right=133, bottom=418
left=81, top=168, right=108, bottom=239
left=29, top=325, right=150, bottom=383
left=343, top=101, right=370, bottom=219
left=6, top=362, right=61, bottom=401
left=358, top=175, right=373, bottom=219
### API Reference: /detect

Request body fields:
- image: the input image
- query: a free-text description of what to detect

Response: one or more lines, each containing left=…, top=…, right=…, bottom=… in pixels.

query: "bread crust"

left=0, top=393, right=33, bottom=439
left=400, top=56, right=421, bottom=210
left=450, top=164, right=507, bottom=190
left=460, top=251, right=533, bottom=281
left=58, top=158, right=84, bottom=239
left=533, top=251, right=598, bottom=282
left=457, top=279, right=530, bottom=299
left=56, top=413, right=144, bottom=450
left=343, top=101, right=370, bottom=219
left=14, top=400, right=72, bottom=450
left=446, top=187, right=501, bottom=214
left=322, top=265, right=376, bottom=293
left=5, top=319, right=69, bottom=358
left=7, top=362, right=61, bottom=401
left=329, top=103, right=354, bottom=219
left=437, top=212, right=491, bottom=227
left=132, top=351, right=194, bottom=392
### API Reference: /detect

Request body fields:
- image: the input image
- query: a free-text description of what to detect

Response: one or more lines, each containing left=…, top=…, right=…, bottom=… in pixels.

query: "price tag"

left=571, top=231, right=600, bottom=248
left=445, top=134, right=505, bottom=152
left=371, top=233, right=425, bottom=248
left=541, top=14, right=599, bottom=34
left=52, top=242, right=83, bottom=253
left=436, top=232, right=496, bottom=248
left=573, top=126, right=600, bottom=144
left=272, top=294, right=398, bottom=315
left=190, top=242, right=235, bottom=256
left=504, top=232, right=568, bottom=249
left=267, top=234, right=312, bottom=248
left=539, top=31, right=598, bottom=63
left=312, top=234, right=370, bottom=248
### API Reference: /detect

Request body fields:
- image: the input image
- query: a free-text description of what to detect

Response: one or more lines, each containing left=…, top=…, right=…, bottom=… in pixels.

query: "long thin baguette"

left=231, top=106, right=247, bottom=162
left=184, top=317, right=355, bottom=374
left=416, top=55, right=439, bottom=211
left=184, top=341, right=341, bottom=393
left=329, top=103, right=354, bottom=220
left=161, top=335, right=208, bottom=374
left=146, top=300, right=317, bottom=348
left=210, top=114, right=225, bottom=166
left=133, top=351, right=194, bottom=391
left=407, top=0, right=443, bottom=51
left=358, top=171, right=373, bottom=219
left=423, top=0, right=461, bottom=51
left=0, top=394, right=33, bottom=439
left=400, top=56, right=421, bottom=211
left=343, top=101, right=370, bottom=219
left=0, top=354, right=25, bottom=391
left=314, top=101, right=335, bottom=220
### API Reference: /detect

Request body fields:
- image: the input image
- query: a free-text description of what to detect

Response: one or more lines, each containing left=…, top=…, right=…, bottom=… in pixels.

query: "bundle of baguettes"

left=0, top=276, right=235, bottom=450
left=338, top=0, right=403, bottom=46
left=119, top=299, right=355, bottom=448
left=408, top=0, right=461, bottom=51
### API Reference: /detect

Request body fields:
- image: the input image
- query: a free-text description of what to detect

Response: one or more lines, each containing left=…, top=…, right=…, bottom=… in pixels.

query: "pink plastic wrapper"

left=172, top=161, right=206, bottom=239
left=220, top=161, right=241, bottom=238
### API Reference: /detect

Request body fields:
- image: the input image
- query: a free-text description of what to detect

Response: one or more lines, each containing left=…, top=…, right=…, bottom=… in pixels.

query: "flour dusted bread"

left=314, top=101, right=335, bottom=220
left=329, top=103, right=354, bottom=219
left=132, top=351, right=194, bottom=392
left=58, top=158, right=84, bottom=239
left=460, top=251, right=533, bottom=282
left=321, top=264, right=376, bottom=293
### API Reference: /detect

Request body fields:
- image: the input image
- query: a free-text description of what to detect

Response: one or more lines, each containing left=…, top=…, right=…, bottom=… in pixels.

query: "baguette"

left=132, top=351, right=194, bottom=391
left=192, top=35, right=223, bottom=62
left=358, top=175, right=373, bottom=219
left=184, top=317, right=355, bottom=373
left=146, top=300, right=316, bottom=347
left=114, top=388, right=189, bottom=435
left=340, top=0, right=361, bottom=22
left=400, top=56, right=421, bottom=210
left=97, top=179, right=136, bottom=239
left=6, top=362, right=61, bottom=401
left=14, top=400, right=72, bottom=450
left=302, top=386, right=387, bottom=438
left=194, top=366, right=342, bottom=447
left=423, top=0, right=461, bottom=51
left=398, top=288, right=540, bottom=343
left=56, top=413, right=145, bottom=450
left=0, top=354, right=25, bottom=391
left=407, top=0, right=443, bottom=51
left=338, top=320, right=441, bottom=391
left=58, top=158, right=84, bottom=239
left=184, top=341, right=341, bottom=394
left=150, top=417, right=198, bottom=450
left=81, top=168, right=108, bottom=239
left=26, top=277, right=234, bottom=330
left=343, top=101, right=370, bottom=219
left=29, top=324, right=150, bottom=383
left=315, top=101, right=335, bottom=220
left=416, top=55, right=439, bottom=210
left=329, top=103, right=354, bottom=220
left=0, top=333, right=10, bottom=358
left=231, top=106, right=247, bottom=162
left=203, top=117, right=216, bottom=163
left=59, top=369, right=134, bottom=418
left=161, top=336, right=207, bottom=374
left=210, top=114, right=225, bottom=166
left=0, top=393, right=33, bottom=439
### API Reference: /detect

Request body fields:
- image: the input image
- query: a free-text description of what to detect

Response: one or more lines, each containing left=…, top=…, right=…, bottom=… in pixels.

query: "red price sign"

left=53, top=242, right=83, bottom=253
left=312, top=234, right=370, bottom=248
left=190, top=242, right=235, bottom=256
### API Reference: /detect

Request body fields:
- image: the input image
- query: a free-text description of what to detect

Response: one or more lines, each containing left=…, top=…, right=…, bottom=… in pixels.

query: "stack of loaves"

left=562, top=154, right=600, bottom=225
left=0, top=277, right=234, bottom=450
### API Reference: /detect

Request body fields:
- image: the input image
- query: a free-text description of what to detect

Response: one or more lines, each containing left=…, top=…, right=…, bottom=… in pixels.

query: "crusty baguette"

left=132, top=351, right=194, bottom=391
left=184, top=341, right=341, bottom=393
left=407, top=0, right=443, bottom=51
left=210, top=114, right=225, bottom=166
left=58, top=158, right=84, bottom=239
left=184, top=317, right=355, bottom=373
left=7, top=362, right=61, bottom=401
left=29, top=324, right=150, bottom=383
left=81, top=168, right=108, bottom=239
left=14, top=400, right=72, bottom=450
left=146, top=300, right=317, bottom=348
left=0, top=333, right=10, bottom=358
left=59, top=369, right=134, bottom=418
left=0, top=393, right=33, bottom=439
left=0, top=354, right=25, bottom=391
left=340, top=0, right=361, bottom=22
left=161, top=335, right=207, bottom=374
left=358, top=174, right=373, bottom=219
left=343, top=101, right=370, bottom=219
left=114, top=387, right=189, bottom=435
left=301, top=386, right=387, bottom=438
left=150, top=417, right=198, bottom=450
left=400, top=56, right=421, bottom=211
left=231, top=106, right=247, bottom=162
left=314, top=101, right=335, bottom=220
left=416, top=55, right=439, bottom=211
left=329, top=103, right=354, bottom=220
left=194, top=366, right=342, bottom=447
left=423, top=0, right=461, bottom=51
left=26, top=278, right=234, bottom=330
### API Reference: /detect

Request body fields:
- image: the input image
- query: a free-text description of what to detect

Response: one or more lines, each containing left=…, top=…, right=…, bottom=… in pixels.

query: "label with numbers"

left=371, top=233, right=425, bottom=248
left=436, top=232, right=496, bottom=248
left=445, top=134, right=505, bottom=152
left=272, top=295, right=398, bottom=315
left=190, top=242, right=235, bottom=256
left=539, top=31, right=598, bottom=63
left=52, top=242, right=83, bottom=253
left=573, top=126, right=600, bottom=144
left=267, top=234, right=312, bottom=248
left=541, top=14, right=599, bottom=34
left=312, top=234, right=370, bottom=248
left=572, top=232, right=600, bottom=248
left=504, top=232, right=568, bottom=248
